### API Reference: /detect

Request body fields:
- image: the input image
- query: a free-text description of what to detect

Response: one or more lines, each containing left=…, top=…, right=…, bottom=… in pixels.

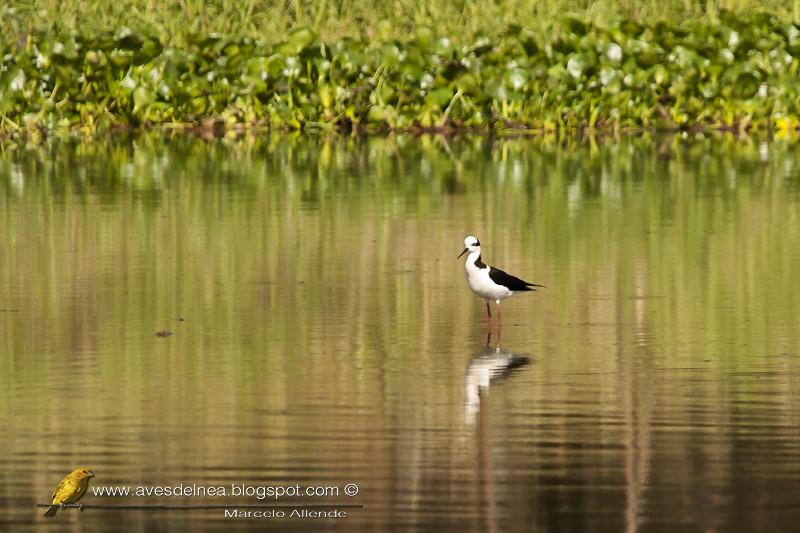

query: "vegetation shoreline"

left=3, top=11, right=800, bottom=139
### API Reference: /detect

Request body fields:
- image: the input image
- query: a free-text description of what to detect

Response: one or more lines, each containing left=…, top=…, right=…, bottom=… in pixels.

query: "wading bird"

left=458, top=235, right=542, bottom=339
left=43, top=467, right=95, bottom=517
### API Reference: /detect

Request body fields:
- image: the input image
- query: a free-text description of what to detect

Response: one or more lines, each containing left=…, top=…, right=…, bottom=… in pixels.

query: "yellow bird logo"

left=43, top=467, right=95, bottom=518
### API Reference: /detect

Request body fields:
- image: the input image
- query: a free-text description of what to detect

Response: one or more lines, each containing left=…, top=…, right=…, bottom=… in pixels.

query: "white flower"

left=606, top=43, right=623, bottom=63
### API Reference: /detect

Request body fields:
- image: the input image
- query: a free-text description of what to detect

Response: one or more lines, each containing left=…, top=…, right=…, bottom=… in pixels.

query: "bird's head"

left=70, top=468, right=95, bottom=480
left=458, top=235, right=481, bottom=259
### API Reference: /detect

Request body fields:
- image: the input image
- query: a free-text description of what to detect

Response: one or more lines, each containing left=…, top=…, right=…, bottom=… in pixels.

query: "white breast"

left=464, top=253, right=513, bottom=301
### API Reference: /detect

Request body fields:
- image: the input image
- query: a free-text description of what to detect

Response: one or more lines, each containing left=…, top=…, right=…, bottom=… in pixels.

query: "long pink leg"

left=496, top=301, right=502, bottom=338
left=485, top=302, right=494, bottom=345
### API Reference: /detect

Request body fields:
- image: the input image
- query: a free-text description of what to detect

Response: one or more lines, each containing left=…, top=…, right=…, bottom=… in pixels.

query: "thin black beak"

left=457, top=248, right=468, bottom=259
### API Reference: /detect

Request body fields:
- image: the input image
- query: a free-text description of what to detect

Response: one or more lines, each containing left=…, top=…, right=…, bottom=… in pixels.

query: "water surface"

left=1, top=133, right=799, bottom=532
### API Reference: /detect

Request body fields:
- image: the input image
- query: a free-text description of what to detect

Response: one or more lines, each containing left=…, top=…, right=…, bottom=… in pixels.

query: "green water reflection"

left=1, top=133, right=799, bottom=532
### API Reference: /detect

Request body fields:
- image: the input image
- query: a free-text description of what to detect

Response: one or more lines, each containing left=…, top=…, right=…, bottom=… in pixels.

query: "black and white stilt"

left=457, top=235, right=543, bottom=339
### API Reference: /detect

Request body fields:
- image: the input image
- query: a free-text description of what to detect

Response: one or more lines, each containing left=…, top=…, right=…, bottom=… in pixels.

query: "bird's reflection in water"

left=464, top=345, right=531, bottom=425
left=462, top=345, right=531, bottom=533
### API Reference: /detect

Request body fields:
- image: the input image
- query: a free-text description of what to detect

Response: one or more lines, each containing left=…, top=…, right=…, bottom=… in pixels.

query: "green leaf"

left=276, top=27, right=318, bottom=56
left=562, top=15, right=588, bottom=36
left=367, top=104, right=395, bottom=123
left=567, top=53, right=588, bottom=79
left=504, top=68, right=528, bottom=91
left=415, top=26, right=434, bottom=51
left=425, top=87, right=454, bottom=108
left=132, top=86, right=154, bottom=111
left=517, top=30, right=539, bottom=56
left=2, top=67, right=26, bottom=93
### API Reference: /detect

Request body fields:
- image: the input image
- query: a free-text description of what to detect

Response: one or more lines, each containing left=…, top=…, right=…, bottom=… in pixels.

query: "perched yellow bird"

left=43, top=467, right=95, bottom=518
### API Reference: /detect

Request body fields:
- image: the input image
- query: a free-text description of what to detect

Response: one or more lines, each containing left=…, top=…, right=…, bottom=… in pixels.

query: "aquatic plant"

left=2, top=11, right=800, bottom=136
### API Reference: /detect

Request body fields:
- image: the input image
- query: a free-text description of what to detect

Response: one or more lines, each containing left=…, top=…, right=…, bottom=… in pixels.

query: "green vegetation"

left=3, top=2, right=800, bottom=136
left=5, top=1, right=800, bottom=45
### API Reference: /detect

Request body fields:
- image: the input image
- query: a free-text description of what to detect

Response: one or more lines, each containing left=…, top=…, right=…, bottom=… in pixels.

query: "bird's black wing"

left=488, top=267, right=544, bottom=292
